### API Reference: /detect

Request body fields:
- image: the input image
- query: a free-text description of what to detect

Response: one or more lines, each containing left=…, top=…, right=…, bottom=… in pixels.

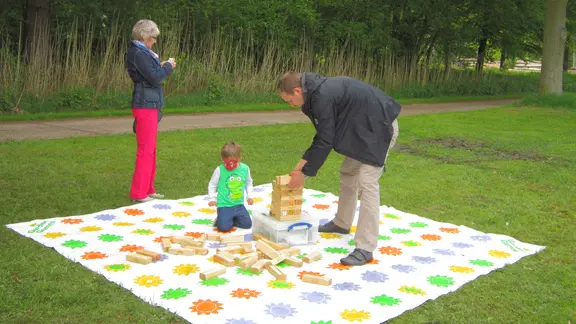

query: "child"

left=208, top=141, right=254, bottom=232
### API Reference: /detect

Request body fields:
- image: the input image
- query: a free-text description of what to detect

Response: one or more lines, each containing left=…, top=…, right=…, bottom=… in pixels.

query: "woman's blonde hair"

left=132, top=19, right=159, bottom=41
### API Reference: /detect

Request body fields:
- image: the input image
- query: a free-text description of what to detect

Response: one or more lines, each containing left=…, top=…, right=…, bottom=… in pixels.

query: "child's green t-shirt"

left=216, top=163, right=249, bottom=207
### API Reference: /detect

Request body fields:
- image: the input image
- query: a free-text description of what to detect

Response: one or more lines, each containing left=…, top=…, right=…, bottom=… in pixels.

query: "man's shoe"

left=131, top=197, right=154, bottom=203
left=340, top=248, right=373, bottom=266
left=318, top=220, right=350, bottom=234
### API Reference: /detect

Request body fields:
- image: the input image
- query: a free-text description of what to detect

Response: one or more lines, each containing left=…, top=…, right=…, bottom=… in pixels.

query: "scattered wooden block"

left=217, top=246, right=244, bottom=254
left=135, top=249, right=161, bottom=261
left=198, top=234, right=207, bottom=242
left=252, top=233, right=268, bottom=241
left=126, top=253, right=153, bottom=264
left=194, top=247, right=209, bottom=256
left=269, top=254, right=286, bottom=266
left=303, top=251, right=322, bottom=263
left=161, top=238, right=172, bottom=252
left=199, top=266, right=226, bottom=280
left=220, top=235, right=245, bottom=243
left=302, top=274, right=332, bottom=286
left=239, top=255, right=259, bottom=269
left=265, top=263, right=287, bottom=281
left=206, top=233, right=221, bottom=241
left=256, top=240, right=280, bottom=259
left=282, top=256, right=303, bottom=267
left=235, top=252, right=257, bottom=264
left=214, top=253, right=235, bottom=267
left=168, top=247, right=196, bottom=256
left=257, top=251, right=268, bottom=259
left=279, top=247, right=301, bottom=256
left=258, top=237, right=286, bottom=251
left=227, top=242, right=253, bottom=252
left=174, top=236, right=204, bottom=247
left=250, top=259, right=270, bottom=274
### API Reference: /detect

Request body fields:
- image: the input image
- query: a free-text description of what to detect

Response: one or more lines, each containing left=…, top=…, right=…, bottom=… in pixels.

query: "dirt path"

left=0, top=99, right=516, bottom=142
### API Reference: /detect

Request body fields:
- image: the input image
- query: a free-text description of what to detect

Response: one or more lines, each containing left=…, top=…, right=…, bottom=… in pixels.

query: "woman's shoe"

left=148, top=193, right=165, bottom=199
left=132, top=197, right=154, bottom=203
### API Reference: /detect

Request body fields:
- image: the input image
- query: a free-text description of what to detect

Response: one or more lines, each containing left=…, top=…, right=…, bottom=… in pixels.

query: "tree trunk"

left=23, top=0, right=50, bottom=61
left=539, top=0, right=568, bottom=94
left=500, top=47, right=506, bottom=70
left=563, top=39, right=570, bottom=71
left=475, top=37, right=488, bottom=73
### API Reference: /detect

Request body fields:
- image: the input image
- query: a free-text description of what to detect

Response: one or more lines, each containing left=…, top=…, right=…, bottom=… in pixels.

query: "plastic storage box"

left=252, top=211, right=319, bottom=246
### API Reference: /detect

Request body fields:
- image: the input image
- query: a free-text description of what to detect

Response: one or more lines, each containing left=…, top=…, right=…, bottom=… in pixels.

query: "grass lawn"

left=0, top=94, right=522, bottom=122
left=1, top=104, right=575, bottom=323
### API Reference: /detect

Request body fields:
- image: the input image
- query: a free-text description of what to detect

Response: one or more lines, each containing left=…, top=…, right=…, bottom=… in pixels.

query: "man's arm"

left=208, top=167, right=220, bottom=202
left=300, top=95, right=336, bottom=177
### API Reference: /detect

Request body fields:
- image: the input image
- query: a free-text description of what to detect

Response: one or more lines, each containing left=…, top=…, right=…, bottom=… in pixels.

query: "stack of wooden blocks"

left=201, top=233, right=330, bottom=286
left=269, top=174, right=303, bottom=221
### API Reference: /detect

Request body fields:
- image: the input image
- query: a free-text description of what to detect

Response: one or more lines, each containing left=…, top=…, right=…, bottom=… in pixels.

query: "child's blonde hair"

left=221, top=141, right=242, bottom=159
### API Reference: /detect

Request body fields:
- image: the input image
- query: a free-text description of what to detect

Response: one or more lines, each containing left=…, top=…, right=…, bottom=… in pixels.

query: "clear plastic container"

left=252, top=211, right=319, bottom=246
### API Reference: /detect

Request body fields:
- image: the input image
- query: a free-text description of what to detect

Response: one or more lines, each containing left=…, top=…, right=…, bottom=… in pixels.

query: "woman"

left=125, top=19, right=176, bottom=202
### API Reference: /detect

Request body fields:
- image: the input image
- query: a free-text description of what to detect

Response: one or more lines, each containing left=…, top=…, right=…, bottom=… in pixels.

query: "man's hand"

left=247, top=198, right=254, bottom=205
left=288, top=170, right=305, bottom=189
left=208, top=201, right=216, bottom=207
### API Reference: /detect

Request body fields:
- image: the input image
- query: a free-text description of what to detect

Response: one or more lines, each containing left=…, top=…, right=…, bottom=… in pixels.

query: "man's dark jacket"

left=124, top=42, right=173, bottom=132
left=300, top=72, right=401, bottom=177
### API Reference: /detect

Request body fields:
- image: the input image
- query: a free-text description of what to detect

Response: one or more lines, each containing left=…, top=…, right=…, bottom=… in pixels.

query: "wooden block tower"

left=269, top=175, right=303, bottom=221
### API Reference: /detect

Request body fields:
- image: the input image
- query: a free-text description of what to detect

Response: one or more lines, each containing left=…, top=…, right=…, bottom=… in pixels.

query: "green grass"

left=0, top=94, right=521, bottom=122
left=1, top=105, right=575, bottom=323
left=517, top=92, right=576, bottom=110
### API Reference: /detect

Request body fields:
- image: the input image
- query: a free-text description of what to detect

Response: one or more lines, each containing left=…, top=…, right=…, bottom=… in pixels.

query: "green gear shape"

left=311, top=194, right=326, bottom=198
left=324, top=247, right=350, bottom=254
left=236, top=268, right=262, bottom=277
left=271, top=281, right=292, bottom=289
left=161, top=288, right=191, bottom=300
left=403, top=240, right=420, bottom=247
left=378, top=235, right=392, bottom=241
left=107, top=264, right=129, bottom=271
left=180, top=201, right=195, bottom=206
left=277, top=262, right=291, bottom=268
left=409, top=222, right=429, bottom=228
left=371, top=294, right=402, bottom=306
left=98, top=234, right=123, bottom=242
left=348, top=239, right=355, bottom=246
left=470, top=259, right=494, bottom=267
left=428, top=275, right=455, bottom=287
left=391, top=228, right=411, bottom=234
left=201, top=277, right=229, bottom=287
left=311, top=321, right=333, bottom=324
left=297, top=253, right=307, bottom=260
left=384, top=213, right=401, bottom=220
left=191, top=219, right=213, bottom=225
left=402, top=286, right=425, bottom=295
left=163, top=224, right=185, bottom=230
left=134, top=229, right=153, bottom=235
left=61, top=240, right=87, bottom=249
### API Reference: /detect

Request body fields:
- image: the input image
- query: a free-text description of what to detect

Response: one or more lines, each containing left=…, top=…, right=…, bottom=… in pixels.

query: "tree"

left=539, top=0, right=568, bottom=94
left=24, top=0, right=51, bottom=61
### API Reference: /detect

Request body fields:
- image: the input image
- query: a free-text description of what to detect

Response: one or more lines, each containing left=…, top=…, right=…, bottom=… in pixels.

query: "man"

left=277, top=72, right=400, bottom=266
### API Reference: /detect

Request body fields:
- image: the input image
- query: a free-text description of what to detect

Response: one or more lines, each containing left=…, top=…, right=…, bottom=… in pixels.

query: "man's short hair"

left=276, top=72, right=302, bottom=94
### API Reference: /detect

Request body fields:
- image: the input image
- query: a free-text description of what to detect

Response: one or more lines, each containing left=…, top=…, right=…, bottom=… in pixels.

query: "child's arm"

left=245, top=166, right=254, bottom=204
left=208, top=167, right=220, bottom=205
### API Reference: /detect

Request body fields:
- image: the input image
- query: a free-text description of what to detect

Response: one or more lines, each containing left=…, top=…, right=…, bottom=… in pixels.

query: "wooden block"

left=265, top=263, right=287, bottom=281
left=194, top=247, right=209, bottom=255
left=126, top=253, right=153, bottom=265
left=206, top=233, right=221, bottom=241
left=252, top=233, right=268, bottom=241
left=302, top=274, right=332, bottom=286
left=199, top=234, right=207, bottom=242
left=161, top=238, right=172, bottom=252
left=256, top=240, right=280, bottom=259
left=135, top=249, right=161, bottom=261
left=214, top=253, right=235, bottom=267
left=257, top=251, right=268, bottom=259
left=258, top=237, right=285, bottom=251
left=199, top=266, right=226, bottom=280
left=174, top=236, right=204, bottom=247
left=239, top=255, right=259, bottom=269
left=217, top=246, right=244, bottom=254
left=250, top=259, right=270, bottom=274
left=227, top=242, right=253, bottom=252
left=283, top=256, right=303, bottom=267
left=220, top=235, right=245, bottom=243
left=269, top=254, right=286, bottom=266
left=168, top=247, right=196, bottom=256
left=279, top=247, right=301, bottom=257
left=235, top=252, right=258, bottom=264
left=303, top=251, right=322, bottom=263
